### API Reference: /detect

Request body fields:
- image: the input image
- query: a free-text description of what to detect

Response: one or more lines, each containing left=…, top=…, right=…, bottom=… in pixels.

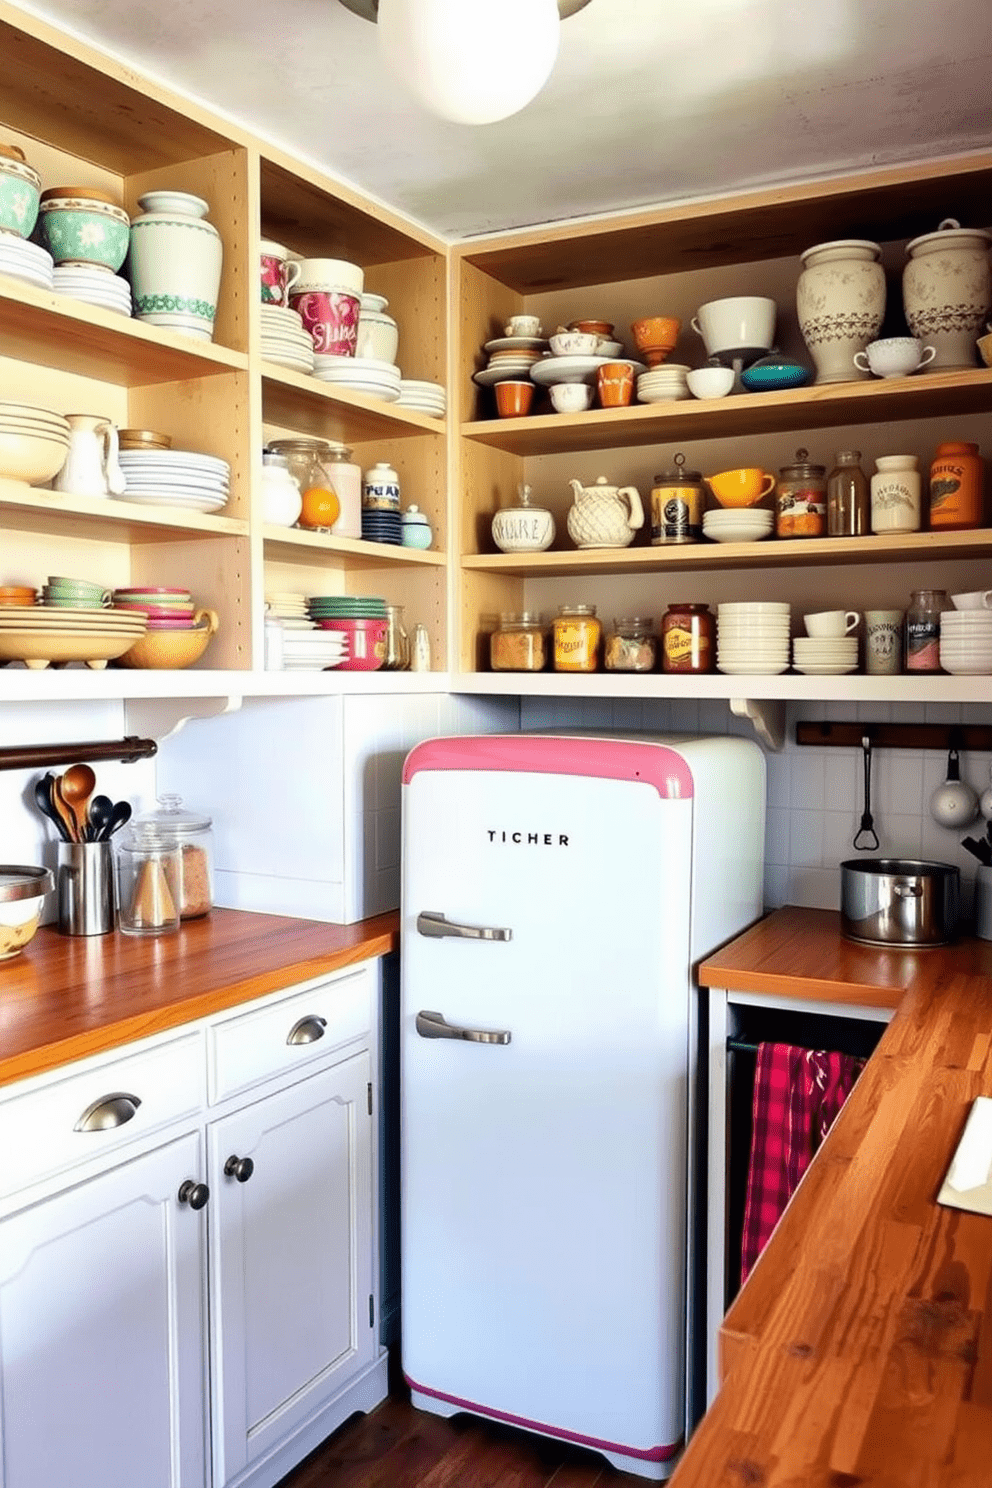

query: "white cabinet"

left=208, top=1051, right=374, bottom=1486
left=0, top=1130, right=208, bottom=1488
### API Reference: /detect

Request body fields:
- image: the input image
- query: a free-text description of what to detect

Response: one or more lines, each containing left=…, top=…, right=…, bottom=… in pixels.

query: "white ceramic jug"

left=53, top=414, right=125, bottom=498
left=566, top=476, right=644, bottom=549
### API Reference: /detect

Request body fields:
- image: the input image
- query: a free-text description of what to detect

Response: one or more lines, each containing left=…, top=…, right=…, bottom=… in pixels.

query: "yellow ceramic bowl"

left=116, top=609, right=219, bottom=669
left=707, top=467, right=777, bottom=508
left=977, top=331, right=992, bottom=368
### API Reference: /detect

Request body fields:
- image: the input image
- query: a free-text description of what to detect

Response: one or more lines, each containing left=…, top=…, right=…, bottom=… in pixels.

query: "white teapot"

left=566, top=475, right=644, bottom=549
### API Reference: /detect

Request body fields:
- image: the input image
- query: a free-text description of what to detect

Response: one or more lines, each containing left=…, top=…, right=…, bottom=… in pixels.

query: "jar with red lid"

left=776, top=449, right=826, bottom=538
left=662, top=603, right=714, bottom=673
left=929, top=441, right=983, bottom=530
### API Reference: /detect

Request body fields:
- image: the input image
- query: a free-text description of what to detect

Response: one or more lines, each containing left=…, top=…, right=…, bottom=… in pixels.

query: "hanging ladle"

left=853, top=732, right=879, bottom=851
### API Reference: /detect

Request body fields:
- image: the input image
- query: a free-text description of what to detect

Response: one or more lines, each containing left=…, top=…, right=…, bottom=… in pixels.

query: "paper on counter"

left=937, top=1096, right=992, bottom=1216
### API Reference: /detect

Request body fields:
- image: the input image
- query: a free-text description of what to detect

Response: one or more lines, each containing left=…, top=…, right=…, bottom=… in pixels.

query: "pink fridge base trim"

left=402, top=735, right=694, bottom=799
left=404, top=1373, right=683, bottom=1463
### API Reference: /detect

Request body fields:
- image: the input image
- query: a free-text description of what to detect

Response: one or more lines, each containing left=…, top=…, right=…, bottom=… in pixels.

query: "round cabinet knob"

left=224, top=1154, right=255, bottom=1183
left=177, top=1180, right=210, bottom=1210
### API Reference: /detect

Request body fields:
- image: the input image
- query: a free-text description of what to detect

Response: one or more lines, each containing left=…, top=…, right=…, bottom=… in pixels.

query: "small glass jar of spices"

left=776, top=449, right=826, bottom=538
left=662, top=603, right=714, bottom=673
left=490, top=612, right=547, bottom=672
left=604, top=617, right=656, bottom=672
left=553, top=605, right=601, bottom=672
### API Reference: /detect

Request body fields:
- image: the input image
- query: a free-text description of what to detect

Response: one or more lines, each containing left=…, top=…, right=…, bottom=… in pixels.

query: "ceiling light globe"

left=377, top=0, right=561, bottom=126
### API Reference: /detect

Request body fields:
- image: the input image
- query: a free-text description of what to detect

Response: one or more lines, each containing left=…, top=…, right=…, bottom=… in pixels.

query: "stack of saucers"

left=473, top=333, right=548, bottom=389
left=361, top=505, right=402, bottom=544
left=117, top=448, right=230, bottom=513
left=940, top=610, right=992, bottom=675
left=52, top=265, right=131, bottom=316
left=0, top=235, right=54, bottom=292
left=396, top=379, right=446, bottom=418
left=260, top=305, right=314, bottom=373
left=312, top=354, right=400, bottom=401
left=716, top=602, right=791, bottom=675
left=636, top=365, right=691, bottom=404
left=702, top=508, right=774, bottom=544
left=111, top=586, right=196, bottom=631
left=264, top=592, right=314, bottom=630
left=792, top=635, right=859, bottom=675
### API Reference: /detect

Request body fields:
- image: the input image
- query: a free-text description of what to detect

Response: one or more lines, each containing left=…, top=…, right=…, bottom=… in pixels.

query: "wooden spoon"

left=59, top=763, right=97, bottom=843
left=51, top=775, right=80, bottom=843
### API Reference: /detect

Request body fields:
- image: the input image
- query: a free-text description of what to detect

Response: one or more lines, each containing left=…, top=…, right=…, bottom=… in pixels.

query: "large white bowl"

left=0, top=429, right=71, bottom=484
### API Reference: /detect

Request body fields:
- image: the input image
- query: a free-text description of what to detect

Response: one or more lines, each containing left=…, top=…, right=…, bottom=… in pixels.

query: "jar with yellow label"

left=662, top=603, right=714, bottom=673
left=553, top=604, right=601, bottom=672
left=650, top=453, right=705, bottom=545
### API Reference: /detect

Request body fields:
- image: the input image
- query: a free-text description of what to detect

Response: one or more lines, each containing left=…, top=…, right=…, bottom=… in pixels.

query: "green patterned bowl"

left=36, top=198, right=130, bottom=273
left=0, top=148, right=41, bottom=240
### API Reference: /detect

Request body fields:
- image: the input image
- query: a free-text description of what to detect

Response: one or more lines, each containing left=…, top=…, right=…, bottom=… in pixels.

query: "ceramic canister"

left=128, top=190, right=223, bottom=342
left=796, top=239, right=885, bottom=385
left=356, top=291, right=399, bottom=363
left=0, top=143, right=41, bottom=239
left=259, top=238, right=301, bottom=307
left=870, top=454, right=921, bottom=534
left=289, top=257, right=364, bottom=357
left=362, top=461, right=401, bottom=512
left=903, top=219, right=992, bottom=371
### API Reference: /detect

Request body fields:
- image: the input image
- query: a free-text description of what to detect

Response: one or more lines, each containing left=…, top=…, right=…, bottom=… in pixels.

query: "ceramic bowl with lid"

left=0, top=143, right=41, bottom=239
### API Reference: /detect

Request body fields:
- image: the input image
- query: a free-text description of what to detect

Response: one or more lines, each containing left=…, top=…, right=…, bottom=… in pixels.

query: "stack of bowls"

left=307, top=595, right=387, bottom=671
left=636, top=365, right=690, bottom=403
left=940, top=609, right=992, bottom=675
left=396, top=379, right=446, bottom=417
left=702, top=508, right=774, bottom=544
left=716, top=602, right=791, bottom=675
left=473, top=331, right=548, bottom=390
left=119, top=428, right=172, bottom=453
left=0, top=402, right=70, bottom=484
left=42, top=575, right=111, bottom=608
left=260, top=305, right=315, bottom=374
left=111, top=585, right=195, bottom=629
left=0, top=600, right=146, bottom=669
left=0, top=142, right=47, bottom=290
left=38, top=186, right=132, bottom=315
left=0, top=584, right=37, bottom=606
left=792, top=635, right=859, bottom=674
left=115, top=608, right=218, bottom=670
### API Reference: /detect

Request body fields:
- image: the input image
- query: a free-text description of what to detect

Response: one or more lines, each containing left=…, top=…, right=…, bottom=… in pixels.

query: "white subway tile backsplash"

left=790, top=751, right=825, bottom=811
left=789, top=808, right=824, bottom=868
left=764, top=807, right=792, bottom=866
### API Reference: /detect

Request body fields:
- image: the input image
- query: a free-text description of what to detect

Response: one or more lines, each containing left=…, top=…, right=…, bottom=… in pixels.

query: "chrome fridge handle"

left=416, top=1010, right=511, bottom=1045
left=416, top=911, right=512, bottom=942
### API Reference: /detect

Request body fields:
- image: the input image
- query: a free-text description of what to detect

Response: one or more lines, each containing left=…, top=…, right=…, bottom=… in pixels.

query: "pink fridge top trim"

left=404, top=1373, right=683, bottom=1462
left=403, top=734, right=694, bottom=799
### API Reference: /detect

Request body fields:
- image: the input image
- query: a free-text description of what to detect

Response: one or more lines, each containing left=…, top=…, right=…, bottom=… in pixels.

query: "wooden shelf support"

left=730, top=698, right=786, bottom=752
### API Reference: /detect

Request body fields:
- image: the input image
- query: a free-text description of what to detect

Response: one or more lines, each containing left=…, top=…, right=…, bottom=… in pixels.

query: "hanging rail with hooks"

left=0, top=737, right=157, bottom=772
left=795, top=722, right=992, bottom=752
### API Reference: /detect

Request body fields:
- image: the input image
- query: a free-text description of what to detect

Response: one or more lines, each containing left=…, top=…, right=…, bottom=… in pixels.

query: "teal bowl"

left=0, top=155, right=41, bottom=240
left=36, top=200, right=130, bottom=273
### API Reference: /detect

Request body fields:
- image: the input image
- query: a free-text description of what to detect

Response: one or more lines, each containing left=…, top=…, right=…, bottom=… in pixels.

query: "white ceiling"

left=12, top=0, right=992, bottom=241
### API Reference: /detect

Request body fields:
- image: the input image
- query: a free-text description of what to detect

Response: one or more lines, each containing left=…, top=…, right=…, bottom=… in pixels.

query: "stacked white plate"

left=636, top=365, right=691, bottom=403
left=717, top=602, right=791, bottom=675
left=792, top=635, right=859, bottom=675
left=396, top=379, right=446, bottom=417
left=703, top=508, right=774, bottom=543
left=939, top=611, right=992, bottom=675
left=0, top=235, right=54, bottom=291
left=260, top=305, right=314, bottom=374
left=265, top=593, right=315, bottom=630
left=117, top=448, right=230, bottom=514
left=280, top=628, right=349, bottom=670
left=529, top=354, right=621, bottom=387
left=473, top=335, right=548, bottom=387
left=52, top=265, right=131, bottom=316
left=311, top=353, right=401, bottom=401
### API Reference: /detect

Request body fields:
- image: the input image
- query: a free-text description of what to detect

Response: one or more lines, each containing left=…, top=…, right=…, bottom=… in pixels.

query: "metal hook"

left=853, top=732, right=880, bottom=851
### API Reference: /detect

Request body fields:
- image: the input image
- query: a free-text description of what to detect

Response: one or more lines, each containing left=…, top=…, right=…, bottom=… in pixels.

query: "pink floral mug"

left=260, top=239, right=300, bottom=307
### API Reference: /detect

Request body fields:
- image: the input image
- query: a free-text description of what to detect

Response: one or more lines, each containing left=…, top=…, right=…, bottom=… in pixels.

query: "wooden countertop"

left=0, top=908, right=399, bottom=1088
left=674, top=905, right=992, bottom=1487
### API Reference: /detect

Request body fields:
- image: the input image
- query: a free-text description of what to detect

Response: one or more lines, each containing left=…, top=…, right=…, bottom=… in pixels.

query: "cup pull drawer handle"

left=287, top=1015, right=327, bottom=1045
left=74, top=1092, right=142, bottom=1132
left=417, top=911, right=512, bottom=942
left=416, top=1010, right=511, bottom=1045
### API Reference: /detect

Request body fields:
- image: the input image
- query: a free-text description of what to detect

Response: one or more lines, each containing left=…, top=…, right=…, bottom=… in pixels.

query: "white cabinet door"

left=0, top=1131, right=208, bottom=1488
left=209, top=1051, right=374, bottom=1486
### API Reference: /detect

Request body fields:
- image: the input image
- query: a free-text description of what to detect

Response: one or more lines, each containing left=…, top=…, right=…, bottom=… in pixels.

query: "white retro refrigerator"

left=400, top=732, right=765, bottom=1477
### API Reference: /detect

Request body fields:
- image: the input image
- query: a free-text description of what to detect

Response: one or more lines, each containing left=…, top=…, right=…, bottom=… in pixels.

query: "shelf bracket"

left=125, top=695, right=244, bottom=743
left=729, top=697, right=785, bottom=753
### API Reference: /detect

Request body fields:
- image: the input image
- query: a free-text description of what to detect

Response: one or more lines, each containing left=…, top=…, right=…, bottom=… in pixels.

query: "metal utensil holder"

left=57, top=841, right=115, bottom=936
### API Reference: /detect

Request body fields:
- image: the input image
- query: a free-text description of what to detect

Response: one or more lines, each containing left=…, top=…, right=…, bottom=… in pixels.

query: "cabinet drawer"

left=0, top=1031, right=206, bottom=1199
left=208, top=966, right=371, bottom=1104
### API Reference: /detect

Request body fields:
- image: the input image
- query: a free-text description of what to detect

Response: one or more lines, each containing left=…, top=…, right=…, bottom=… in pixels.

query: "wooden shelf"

left=462, top=527, right=992, bottom=577
left=261, top=366, right=446, bottom=444
left=0, top=481, right=248, bottom=542
left=462, top=367, right=992, bottom=456
left=263, top=526, right=445, bottom=567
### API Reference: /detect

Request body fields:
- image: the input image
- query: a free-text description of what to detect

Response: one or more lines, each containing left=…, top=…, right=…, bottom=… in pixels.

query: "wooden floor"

left=276, top=1369, right=622, bottom=1488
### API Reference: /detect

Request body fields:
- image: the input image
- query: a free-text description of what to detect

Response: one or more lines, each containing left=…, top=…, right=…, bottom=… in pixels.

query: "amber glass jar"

left=604, top=617, right=656, bottom=672
left=776, top=449, right=826, bottom=537
left=929, top=441, right=983, bottom=530
left=553, top=605, right=601, bottom=672
left=661, top=603, right=714, bottom=673
left=490, top=612, right=547, bottom=672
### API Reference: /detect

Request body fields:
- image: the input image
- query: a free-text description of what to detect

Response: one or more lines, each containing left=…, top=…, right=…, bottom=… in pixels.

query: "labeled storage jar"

left=490, top=612, right=547, bottom=672
left=650, top=454, right=705, bottom=545
left=662, top=603, right=714, bottom=673
left=929, top=441, right=983, bottom=530
left=905, top=588, right=951, bottom=673
left=604, top=617, right=656, bottom=672
left=553, top=605, right=601, bottom=672
left=130, top=794, right=214, bottom=919
left=871, top=454, right=921, bottom=533
left=776, top=449, right=826, bottom=537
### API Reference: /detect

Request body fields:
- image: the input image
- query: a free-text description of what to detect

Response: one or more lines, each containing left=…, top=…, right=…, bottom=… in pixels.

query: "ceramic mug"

left=853, top=337, right=936, bottom=379
left=597, top=361, right=634, bottom=408
left=864, top=608, right=904, bottom=675
left=951, top=590, right=992, bottom=610
left=289, top=256, right=364, bottom=357
left=707, top=467, right=777, bottom=507
left=260, top=239, right=300, bottom=307
left=504, top=314, right=541, bottom=338
left=805, top=609, right=860, bottom=638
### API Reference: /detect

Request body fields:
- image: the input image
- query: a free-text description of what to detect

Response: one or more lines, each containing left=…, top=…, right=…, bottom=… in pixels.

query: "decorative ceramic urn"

left=796, top=239, right=885, bottom=385
left=128, top=190, right=223, bottom=342
left=902, top=218, right=992, bottom=371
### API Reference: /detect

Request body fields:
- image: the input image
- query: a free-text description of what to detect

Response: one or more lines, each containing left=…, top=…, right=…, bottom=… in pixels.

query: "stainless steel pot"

left=840, top=858, right=960, bottom=946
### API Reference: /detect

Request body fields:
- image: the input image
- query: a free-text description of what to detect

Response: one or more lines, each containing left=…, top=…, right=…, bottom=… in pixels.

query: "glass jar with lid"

left=650, top=454, right=705, bottom=545
left=905, top=589, right=951, bottom=672
left=490, top=612, right=547, bottom=672
left=661, top=603, right=714, bottom=673
left=552, top=605, right=601, bottom=672
left=604, top=617, right=656, bottom=671
left=776, top=448, right=826, bottom=537
left=266, top=437, right=338, bottom=532
left=826, top=450, right=869, bottom=537
left=115, top=828, right=181, bottom=937
left=129, top=793, right=214, bottom=919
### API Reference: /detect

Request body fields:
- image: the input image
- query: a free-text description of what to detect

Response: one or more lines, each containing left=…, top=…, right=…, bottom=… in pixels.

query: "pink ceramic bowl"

left=315, top=616, right=387, bottom=670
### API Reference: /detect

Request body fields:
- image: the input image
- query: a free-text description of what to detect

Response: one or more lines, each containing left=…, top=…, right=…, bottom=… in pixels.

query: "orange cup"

left=596, top=361, right=634, bottom=408
left=707, top=467, right=777, bottom=508
left=494, top=380, right=535, bottom=418
left=631, top=316, right=681, bottom=353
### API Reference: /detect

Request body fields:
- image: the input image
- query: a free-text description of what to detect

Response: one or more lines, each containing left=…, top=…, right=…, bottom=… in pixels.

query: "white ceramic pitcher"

left=52, top=414, right=125, bottom=498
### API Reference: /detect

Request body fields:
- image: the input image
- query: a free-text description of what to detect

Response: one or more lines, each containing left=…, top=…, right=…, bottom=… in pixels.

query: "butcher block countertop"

left=674, top=904, right=992, bottom=1487
left=0, top=908, right=399, bottom=1089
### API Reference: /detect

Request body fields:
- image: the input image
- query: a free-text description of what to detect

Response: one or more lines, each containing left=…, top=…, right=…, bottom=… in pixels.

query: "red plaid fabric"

left=740, top=1042, right=864, bottom=1283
